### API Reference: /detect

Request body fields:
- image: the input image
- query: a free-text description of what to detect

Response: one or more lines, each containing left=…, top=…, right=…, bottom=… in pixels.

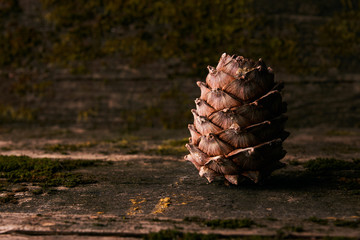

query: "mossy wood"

left=185, top=53, right=289, bottom=185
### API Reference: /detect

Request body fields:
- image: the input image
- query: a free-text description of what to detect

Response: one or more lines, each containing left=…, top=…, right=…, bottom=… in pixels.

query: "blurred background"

left=0, top=0, right=359, bottom=134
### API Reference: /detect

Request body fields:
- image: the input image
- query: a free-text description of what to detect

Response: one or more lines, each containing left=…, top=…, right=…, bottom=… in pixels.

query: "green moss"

left=165, top=138, right=189, bottom=147
left=0, top=0, right=358, bottom=76
left=0, top=104, right=36, bottom=123
left=333, top=219, right=359, bottom=228
left=303, top=158, right=360, bottom=172
left=144, top=227, right=360, bottom=240
left=38, top=0, right=256, bottom=72
left=77, top=108, right=98, bottom=122
left=0, top=25, right=42, bottom=67
left=302, top=158, right=360, bottom=192
left=104, top=136, right=140, bottom=154
left=318, top=8, right=360, bottom=71
left=0, top=155, right=97, bottom=194
left=323, top=237, right=358, bottom=240
left=183, top=216, right=204, bottom=223
left=348, top=190, right=360, bottom=195
left=183, top=217, right=258, bottom=230
left=307, top=216, right=328, bottom=225
left=92, top=223, right=107, bottom=227
left=113, top=139, right=132, bottom=149
left=145, top=229, right=217, bottom=240
left=0, top=72, right=53, bottom=124
left=9, top=74, right=53, bottom=98
left=282, top=225, right=304, bottom=232
left=326, top=130, right=355, bottom=136
left=146, top=138, right=188, bottom=156
left=288, top=160, right=301, bottom=166
left=38, top=0, right=360, bottom=75
left=205, top=218, right=255, bottom=229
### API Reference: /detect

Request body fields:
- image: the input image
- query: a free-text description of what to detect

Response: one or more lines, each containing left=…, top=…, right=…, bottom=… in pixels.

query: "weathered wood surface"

left=1, top=127, right=360, bottom=238
left=0, top=78, right=359, bottom=239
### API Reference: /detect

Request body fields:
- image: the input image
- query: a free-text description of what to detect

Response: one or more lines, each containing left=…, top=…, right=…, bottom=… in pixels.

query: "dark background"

left=0, top=0, right=359, bottom=131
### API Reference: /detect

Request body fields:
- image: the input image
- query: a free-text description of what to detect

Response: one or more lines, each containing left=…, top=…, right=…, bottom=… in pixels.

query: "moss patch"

left=333, top=219, right=360, bottom=228
left=144, top=229, right=356, bottom=240
left=288, top=160, right=301, bottom=166
left=146, top=138, right=188, bottom=156
left=183, top=216, right=204, bottom=223
left=184, top=217, right=256, bottom=229
left=0, top=0, right=358, bottom=76
left=36, top=0, right=360, bottom=76
left=307, top=216, right=328, bottom=225
left=325, top=130, right=356, bottom=136
left=145, top=229, right=217, bottom=240
left=0, top=155, right=97, bottom=196
left=303, top=158, right=360, bottom=172
left=299, top=158, right=360, bottom=192
left=205, top=218, right=256, bottom=229
left=107, top=136, right=140, bottom=154
left=282, top=225, right=304, bottom=232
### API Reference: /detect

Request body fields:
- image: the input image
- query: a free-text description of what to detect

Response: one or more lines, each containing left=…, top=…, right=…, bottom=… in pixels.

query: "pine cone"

left=185, top=53, right=289, bottom=185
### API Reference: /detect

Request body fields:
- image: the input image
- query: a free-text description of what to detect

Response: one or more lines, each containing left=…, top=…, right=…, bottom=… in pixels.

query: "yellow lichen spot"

left=130, top=198, right=146, bottom=205
left=152, top=197, right=171, bottom=214
left=127, top=197, right=146, bottom=216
